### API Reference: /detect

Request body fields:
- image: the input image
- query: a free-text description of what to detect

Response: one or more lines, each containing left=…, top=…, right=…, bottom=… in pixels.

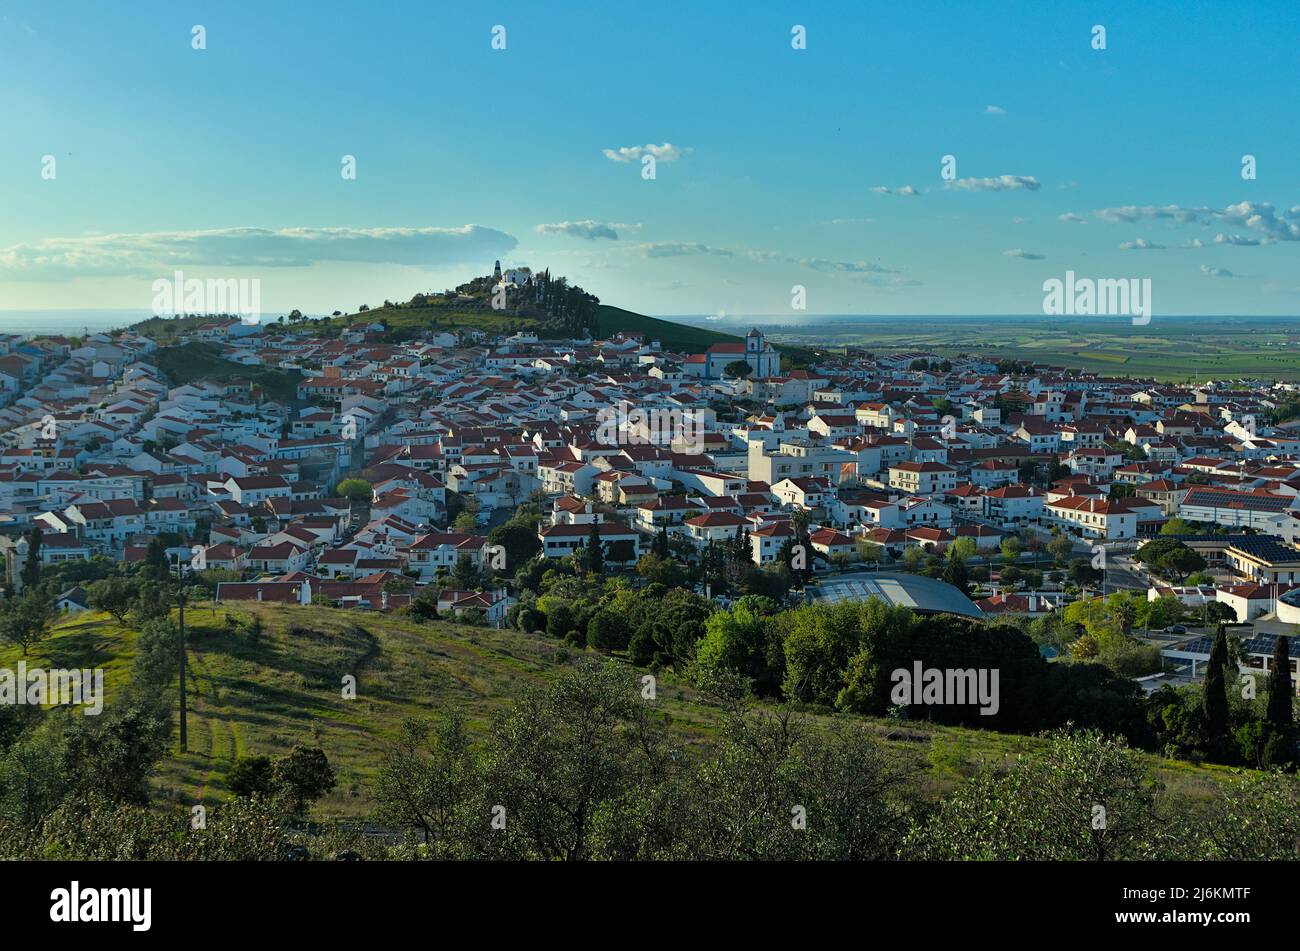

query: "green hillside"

left=596, top=305, right=822, bottom=365
left=11, top=604, right=1235, bottom=819
left=152, top=342, right=302, bottom=401
left=595, top=305, right=742, bottom=352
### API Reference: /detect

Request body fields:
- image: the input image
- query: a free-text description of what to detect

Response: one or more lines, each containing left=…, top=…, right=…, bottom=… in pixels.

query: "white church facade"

left=684, top=328, right=780, bottom=380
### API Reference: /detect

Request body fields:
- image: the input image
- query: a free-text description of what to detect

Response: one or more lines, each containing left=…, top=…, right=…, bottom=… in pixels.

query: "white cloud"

left=534, top=220, right=638, bottom=241
left=632, top=241, right=732, bottom=258
left=602, top=143, right=689, bottom=164
left=0, top=225, right=517, bottom=280
left=1214, top=233, right=1260, bottom=246
left=1199, top=264, right=1234, bottom=278
left=984, top=105, right=1007, bottom=115
left=624, top=240, right=903, bottom=281
left=1058, top=212, right=1086, bottom=224
left=1119, top=238, right=1165, bottom=250
left=950, top=175, right=1041, bottom=192
left=744, top=250, right=897, bottom=274
left=1078, top=201, right=1300, bottom=243
left=871, top=185, right=920, bottom=197
left=1002, top=248, right=1045, bottom=260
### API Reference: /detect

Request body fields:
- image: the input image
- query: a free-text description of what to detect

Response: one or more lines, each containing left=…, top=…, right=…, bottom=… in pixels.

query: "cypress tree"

left=943, top=551, right=971, bottom=597
left=1266, top=634, right=1294, bottom=738
left=587, top=520, right=603, bottom=575
left=655, top=526, right=670, bottom=559
left=1202, top=623, right=1230, bottom=751
left=19, top=525, right=42, bottom=590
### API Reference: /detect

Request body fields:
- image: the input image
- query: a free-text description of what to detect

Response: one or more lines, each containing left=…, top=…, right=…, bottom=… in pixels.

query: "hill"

left=8, top=604, right=1236, bottom=819
left=152, top=342, right=302, bottom=401
left=594, top=304, right=742, bottom=352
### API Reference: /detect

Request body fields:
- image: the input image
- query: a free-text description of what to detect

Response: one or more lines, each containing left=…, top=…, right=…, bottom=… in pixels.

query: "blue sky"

left=2, top=0, right=1299, bottom=319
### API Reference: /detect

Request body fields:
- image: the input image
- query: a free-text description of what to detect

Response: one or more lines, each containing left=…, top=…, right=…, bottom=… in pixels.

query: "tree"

left=374, top=713, right=476, bottom=855
left=545, top=602, right=575, bottom=639
left=471, top=663, right=649, bottom=860
left=635, top=552, right=688, bottom=589
left=132, top=580, right=173, bottom=624
left=336, top=478, right=373, bottom=502
left=1265, top=634, right=1295, bottom=765
left=1160, top=517, right=1194, bottom=536
left=947, top=536, right=976, bottom=565
left=1202, top=624, right=1230, bottom=753
left=453, top=511, right=479, bottom=534
left=451, top=553, right=480, bottom=590
left=693, top=596, right=783, bottom=697
left=1067, top=557, right=1102, bottom=588
left=586, top=610, right=626, bottom=651
left=271, top=745, right=336, bottom=816
left=851, top=542, right=880, bottom=569
left=142, top=538, right=170, bottom=581
left=585, top=521, right=603, bottom=576
left=1108, top=595, right=1137, bottom=638
left=1047, top=533, right=1074, bottom=567
left=0, top=594, right=57, bottom=656
left=907, top=730, right=1161, bottom=860
left=1193, top=771, right=1300, bottom=859
left=88, top=576, right=139, bottom=623
left=941, top=549, right=971, bottom=597
left=19, top=527, right=41, bottom=590
left=1134, top=537, right=1205, bottom=582
left=999, top=536, right=1022, bottom=564
left=654, top=526, right=670, bottom=559
left=1202, top=601, right=1236, bottom=626
left=227, top=755, right=276, bottom=798
left=486, top=521, right=541, bottom=572
left=723, top=360, right=753, bottom=380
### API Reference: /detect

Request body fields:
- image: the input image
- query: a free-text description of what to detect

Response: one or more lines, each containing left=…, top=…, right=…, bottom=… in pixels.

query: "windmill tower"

left=493, top=260, right=502, bottom=281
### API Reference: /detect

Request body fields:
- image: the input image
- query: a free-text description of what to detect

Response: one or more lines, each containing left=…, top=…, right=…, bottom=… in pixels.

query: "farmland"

left=738, top=315, right=1300, bottom=381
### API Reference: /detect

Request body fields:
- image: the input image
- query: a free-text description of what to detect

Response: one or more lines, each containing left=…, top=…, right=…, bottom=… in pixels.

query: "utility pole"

left=174, top=553, right=188, bottom=752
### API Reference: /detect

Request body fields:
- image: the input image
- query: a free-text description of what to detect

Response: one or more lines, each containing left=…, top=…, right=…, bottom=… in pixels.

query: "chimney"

left=381, top=590, right=389, bottom=610
left=257, top=589, right=263, bottom=602
left=1029, top=592, right=1039, bottom=612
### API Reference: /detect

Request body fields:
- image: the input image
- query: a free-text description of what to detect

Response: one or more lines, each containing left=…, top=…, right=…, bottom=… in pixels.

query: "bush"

left=227, top=755, right=276, bottom=798
left=545, top=603, right=575, bottom=640
left=586, top=610, right=626, bottom=652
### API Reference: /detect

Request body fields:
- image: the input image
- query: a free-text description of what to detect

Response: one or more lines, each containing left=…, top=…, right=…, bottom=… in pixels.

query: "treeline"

left=528, top=269, right=600, bottom=338
left=366, top=666, right=1297, bottom=861
left=6, top=663, right=1295, bottom=860
left=480, top=551, right=1297, bottom=770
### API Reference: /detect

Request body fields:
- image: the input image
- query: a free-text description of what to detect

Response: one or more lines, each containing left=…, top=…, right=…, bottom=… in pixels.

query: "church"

left=683, top=327, right=780, bottom=380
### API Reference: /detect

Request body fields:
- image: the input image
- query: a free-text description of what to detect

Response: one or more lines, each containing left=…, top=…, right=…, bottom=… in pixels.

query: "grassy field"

left=8, top=604, right=1239, bottom=820
left=762, top=316, right=1300, bottom=382
left=153, top=342, right=302, bottom=401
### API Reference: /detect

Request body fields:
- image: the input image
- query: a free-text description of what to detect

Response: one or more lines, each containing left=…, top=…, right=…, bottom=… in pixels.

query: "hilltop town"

left=3, top=269, right=1300, bottom=702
